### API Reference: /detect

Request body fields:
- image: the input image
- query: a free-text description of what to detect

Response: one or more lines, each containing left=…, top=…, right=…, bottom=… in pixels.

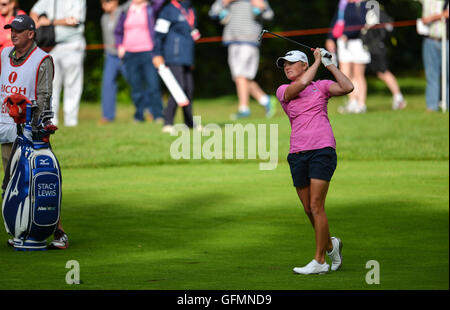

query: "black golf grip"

left=311, top=48, right=333, bottom=59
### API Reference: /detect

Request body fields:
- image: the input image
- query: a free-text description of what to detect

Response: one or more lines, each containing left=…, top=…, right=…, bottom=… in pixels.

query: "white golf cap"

left=276, top=50, right=309, bottom=68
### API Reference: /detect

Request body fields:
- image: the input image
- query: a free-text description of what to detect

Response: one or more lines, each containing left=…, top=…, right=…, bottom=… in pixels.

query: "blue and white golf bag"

left=2, top=102, right=61, bottom=251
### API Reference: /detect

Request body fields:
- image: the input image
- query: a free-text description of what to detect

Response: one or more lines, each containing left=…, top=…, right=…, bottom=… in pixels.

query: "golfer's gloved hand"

left=320, top=48, right=337, bottom=67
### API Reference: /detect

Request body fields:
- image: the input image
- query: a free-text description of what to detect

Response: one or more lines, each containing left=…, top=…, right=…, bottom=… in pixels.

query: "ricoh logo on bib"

left=8, top=72, right=18, bottom=83
left=1, top=72, right=27, bottom=96
left=0, top=84, right=27, bottom=96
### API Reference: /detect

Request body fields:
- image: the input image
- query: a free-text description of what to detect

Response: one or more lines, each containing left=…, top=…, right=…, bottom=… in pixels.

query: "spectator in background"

left=100, top=0, right=126, bottom=124
left=361, top=5, right=407, bottom=110
left=209, top=0, right=276, bottom=120
left=416, top=0, right=449, bottom=112
left=153, top=0, right=199, bottom=133
left=115, top=0, right=165, bottom=123
left=30, top=0, right=87, bottom=127
left=326, top=0, right=370, bottom=114
left=0, top=0, right=26, bottom=52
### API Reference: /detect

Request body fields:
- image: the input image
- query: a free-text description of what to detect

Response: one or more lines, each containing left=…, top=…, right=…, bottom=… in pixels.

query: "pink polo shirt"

left=276, top=80, right=336, bottom=154
left=122, top=4, right=153, bottom=52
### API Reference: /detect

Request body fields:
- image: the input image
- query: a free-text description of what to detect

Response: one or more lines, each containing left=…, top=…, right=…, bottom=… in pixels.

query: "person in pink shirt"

left=276, top=48, right=354, bottom=275
left=0, top=0, right=25, bottom=52
left=115, top=0, right=165, bottom=122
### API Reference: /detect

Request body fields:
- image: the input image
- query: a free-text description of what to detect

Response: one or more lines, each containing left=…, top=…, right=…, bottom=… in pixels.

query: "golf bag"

left=2, top=96, right=61, bottom=251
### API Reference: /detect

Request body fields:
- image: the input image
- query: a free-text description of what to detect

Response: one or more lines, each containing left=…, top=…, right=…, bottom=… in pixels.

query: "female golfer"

left=276, top=48, right=354, bottom=274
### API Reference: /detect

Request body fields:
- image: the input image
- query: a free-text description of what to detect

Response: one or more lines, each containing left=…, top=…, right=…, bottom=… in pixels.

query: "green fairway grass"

left=0, top=79, right=448, bottom=290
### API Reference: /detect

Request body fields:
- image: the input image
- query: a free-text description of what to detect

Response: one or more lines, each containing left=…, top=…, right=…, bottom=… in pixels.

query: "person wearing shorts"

left=209, top=0, right=277, bottom=120
left=276, top=48, right=354, bottom=274
left=326, top=0, right=370, bottom=114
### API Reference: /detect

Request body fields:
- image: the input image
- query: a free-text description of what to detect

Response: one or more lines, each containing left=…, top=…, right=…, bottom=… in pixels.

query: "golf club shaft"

left=260, top=30, right=332, bottom=59
left=262, top=30, right=313, bottom=50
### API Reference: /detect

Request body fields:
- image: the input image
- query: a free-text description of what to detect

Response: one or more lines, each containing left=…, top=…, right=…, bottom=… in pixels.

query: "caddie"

left=0, top=14, right=69, bottom=249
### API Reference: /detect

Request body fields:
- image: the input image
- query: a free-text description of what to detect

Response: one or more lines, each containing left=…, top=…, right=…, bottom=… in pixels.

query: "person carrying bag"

left=35, top=0, right=56, bottom=51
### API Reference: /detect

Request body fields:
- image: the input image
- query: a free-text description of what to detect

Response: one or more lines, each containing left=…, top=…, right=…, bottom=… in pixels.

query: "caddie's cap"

left=4, top=15, right=36, bottom=31
left=276, top=50, right=309, bottom=68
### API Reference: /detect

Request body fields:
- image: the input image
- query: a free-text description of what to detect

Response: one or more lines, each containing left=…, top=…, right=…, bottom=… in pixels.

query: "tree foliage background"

left=18, top=0, right=425, bottom=101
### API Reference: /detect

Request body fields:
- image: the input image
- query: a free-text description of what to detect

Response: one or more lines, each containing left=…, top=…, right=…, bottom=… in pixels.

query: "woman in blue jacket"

left=152, top=0, right=200, bottom=132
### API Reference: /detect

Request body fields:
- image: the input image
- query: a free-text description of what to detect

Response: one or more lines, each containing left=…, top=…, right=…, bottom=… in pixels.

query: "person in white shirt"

left=30, top=0, right=86, bottom=126
left=417, top=0, right=449, bottom=111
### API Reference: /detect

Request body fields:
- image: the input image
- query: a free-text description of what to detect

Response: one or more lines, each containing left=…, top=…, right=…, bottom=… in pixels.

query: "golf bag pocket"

left=2, top=145, right=61, bottom=250
left=30, top=168, right=60, bottom=235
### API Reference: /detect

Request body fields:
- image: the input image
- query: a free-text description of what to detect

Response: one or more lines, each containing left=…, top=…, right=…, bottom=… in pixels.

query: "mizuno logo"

left=39, top=158, right=49, bottom=165
left=9, top=171, right=20, bottom=199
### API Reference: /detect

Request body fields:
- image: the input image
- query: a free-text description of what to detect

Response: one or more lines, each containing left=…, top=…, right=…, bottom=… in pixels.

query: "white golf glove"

left=320, top=48, right=338, bottom=67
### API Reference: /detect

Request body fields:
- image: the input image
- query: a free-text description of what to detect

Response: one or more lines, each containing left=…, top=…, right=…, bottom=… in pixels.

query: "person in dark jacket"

left=153, top=0, right=199, bottom=133
left=361, top=6, right=406, bottom=110
left=115, top=0, right=165, bottom=123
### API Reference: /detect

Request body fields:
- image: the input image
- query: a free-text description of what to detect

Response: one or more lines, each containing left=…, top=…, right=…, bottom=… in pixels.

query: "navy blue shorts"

left=287, top=147, right=337, bottom=188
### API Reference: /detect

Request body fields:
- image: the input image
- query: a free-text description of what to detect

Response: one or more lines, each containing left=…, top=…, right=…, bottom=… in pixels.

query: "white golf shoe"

left=327, top=237, right=343, bottom=271
left=337, top=100, right=359, bottom=114
left=393, top=98, right=407, bottom=110
left=293, top=259, right=329, bottom=275
left=161, top=125, right=175, bottom=134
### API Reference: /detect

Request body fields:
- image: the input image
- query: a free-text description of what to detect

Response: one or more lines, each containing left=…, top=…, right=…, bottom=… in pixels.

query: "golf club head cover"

left=32, top=124, right=58, bottom=143
left=5, top=94, right=30, bottom=124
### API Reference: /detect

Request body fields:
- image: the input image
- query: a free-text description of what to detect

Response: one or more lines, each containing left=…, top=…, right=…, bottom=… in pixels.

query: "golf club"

left=259, top=29, right=332, bottom=59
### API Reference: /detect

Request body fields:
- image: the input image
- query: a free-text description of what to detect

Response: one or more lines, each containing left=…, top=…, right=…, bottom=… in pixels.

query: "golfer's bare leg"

left=235, top=76, right=250, bottom=110
left=296, top=185, right=332, bottom=252
left=309, top=178, right=332, bottom=264
left=296, top=186, right=314, bottom=226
